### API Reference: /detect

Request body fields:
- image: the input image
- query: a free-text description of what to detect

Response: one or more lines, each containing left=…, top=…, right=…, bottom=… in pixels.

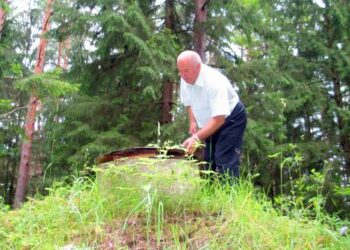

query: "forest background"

left=0, top=0, right=349, bottom=217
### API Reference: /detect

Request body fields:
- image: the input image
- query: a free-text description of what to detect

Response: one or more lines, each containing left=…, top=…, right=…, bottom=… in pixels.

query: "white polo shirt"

left=180, top=64, right=239, bottom=128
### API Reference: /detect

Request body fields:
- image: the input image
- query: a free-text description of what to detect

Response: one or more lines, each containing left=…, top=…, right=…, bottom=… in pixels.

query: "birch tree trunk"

left=194, top=0, right=208, bottom=62
left=14, top=0, right=54, bottom=208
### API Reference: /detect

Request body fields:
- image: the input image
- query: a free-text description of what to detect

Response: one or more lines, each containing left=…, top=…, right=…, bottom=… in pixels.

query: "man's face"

left=177, top=61, right=200, bottom=85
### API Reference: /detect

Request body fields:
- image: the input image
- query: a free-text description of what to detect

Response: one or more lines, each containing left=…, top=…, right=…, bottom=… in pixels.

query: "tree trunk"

left=0, top=0, right=7, bottom=37
left=7, top=157, right=16, bottom=204
left=332, top=69, right=350, bottom=176
left=32, top=102, right=44, bottom=177
left=304, top=110, right=312, bottom=141
left=34, top=0, right=54, bottom=74
left=194, top=0, right=208, bottom=62
left=57, top=34, right=70, bottom=70
left=63, top=38, right=70, bottom=70
left=14, top=0, right=54, bottom=209
left=324, top=11, right=350, bottom=178
left=161, top=0, right=176, bottom=124
left=14, top=96, right=39, bottom=208
left=57, top=40, right=63, bottom=67
left=165, top=0, right=175, bottom=31
left=162, top=80, right=174, bottom=123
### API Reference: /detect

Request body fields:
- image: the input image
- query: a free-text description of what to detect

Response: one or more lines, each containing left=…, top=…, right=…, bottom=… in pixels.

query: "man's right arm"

left=186, top=106, right=197, bottom=135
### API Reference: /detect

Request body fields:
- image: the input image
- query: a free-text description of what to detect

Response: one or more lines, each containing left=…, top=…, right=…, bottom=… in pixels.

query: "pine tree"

left=216, top=0, right=350, bottom=212
left=194, top=0, right=208, bottom=61
left=0, top=0, right=30, bottom=205
left=14, top=0, right=54, bottom=208
left=45, top=0, right=179, bottom=169
left=321, top=0, right=350, bottom=177
left=161, top=0, right=177, bottom=124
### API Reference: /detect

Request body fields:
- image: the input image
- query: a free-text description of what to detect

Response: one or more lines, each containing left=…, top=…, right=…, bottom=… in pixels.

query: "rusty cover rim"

left=96, top=147, right=186, bottom=164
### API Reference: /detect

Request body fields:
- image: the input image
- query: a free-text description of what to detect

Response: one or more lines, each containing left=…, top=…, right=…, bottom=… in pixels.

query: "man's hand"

left=189, top=121, right=197, bottom=135
left=182, top=134, right=200, bottom=154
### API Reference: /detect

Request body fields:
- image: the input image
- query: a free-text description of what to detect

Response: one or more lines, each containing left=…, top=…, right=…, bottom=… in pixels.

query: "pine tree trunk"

left=14, top=0, right=54, bottom=208
left=161, top=0, right=176, bottom=124
left=162, top=80, right=173, bottom=123
left=14, top=96, right=39, bottom=208
left=32, top=101, right=44, bottom=177
left=7, top=156, right=16, bottom=204
left=332, top=70, right=350, bottom=176
left=34, top=0, right=54, bottom=74
left=194, top=0, right=208, bottom=62
left=57, top=35, right=70, bottom=70
left=63, top=38, right=70, bottom=70
left=57, top=40, right=63, bottom=67
left=165, top=0, right=175, bottom=31
left=324, top=12, right=350, bottom=178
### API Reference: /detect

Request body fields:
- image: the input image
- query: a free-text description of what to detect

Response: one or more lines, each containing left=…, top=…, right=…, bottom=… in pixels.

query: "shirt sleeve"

left=180, top=80, right=191, bottom=107
left=208, top=84, right=231, bottom=117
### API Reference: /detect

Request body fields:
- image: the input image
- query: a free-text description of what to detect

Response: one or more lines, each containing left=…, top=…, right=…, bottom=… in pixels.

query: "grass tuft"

left=0, top=158, right=349, bottom=249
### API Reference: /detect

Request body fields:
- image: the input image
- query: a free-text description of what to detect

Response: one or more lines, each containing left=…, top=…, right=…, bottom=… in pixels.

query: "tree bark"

left=32, top=102, right=44, bottom=177
left=162, top=80, right=174, bottom=123
left=63, top=38, right=70, bottom=70
left=194, top=0, right=208, bottom=62
left=324, top=11, right=350, bottom=177
left=57, top=32, right=70, bottom=70
left=34, top=0, right=54, bottom=74
left=165, top=0, right=175, bottom=31
left=161, top=0, right=176, bottom=124
left=57, top=40, right=63, bottom=67
left=14, top=0, right=54, bottom=208
left=332, top=69, right=350, bottom=176
left=14, top=96, right=39, bottom=208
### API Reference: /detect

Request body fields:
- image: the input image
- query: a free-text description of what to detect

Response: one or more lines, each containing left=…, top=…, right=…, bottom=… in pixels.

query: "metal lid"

left=96, top=147, right=187, bottom=164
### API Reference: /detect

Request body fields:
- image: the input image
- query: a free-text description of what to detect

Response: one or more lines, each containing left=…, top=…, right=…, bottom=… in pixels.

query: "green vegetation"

left=1, top=159, right=349, bottom=249
left=1, top=1, right=350, bottom=247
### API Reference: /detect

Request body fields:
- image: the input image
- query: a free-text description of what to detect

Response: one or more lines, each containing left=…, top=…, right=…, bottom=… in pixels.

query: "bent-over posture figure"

left=178, top=50, right=247, bottom=179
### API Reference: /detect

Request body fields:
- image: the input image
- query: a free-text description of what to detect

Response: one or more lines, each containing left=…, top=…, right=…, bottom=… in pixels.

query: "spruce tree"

left=46, top=0, right=179, bottom=169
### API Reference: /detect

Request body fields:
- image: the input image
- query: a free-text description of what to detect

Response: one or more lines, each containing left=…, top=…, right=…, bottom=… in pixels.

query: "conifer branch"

left=0, top=106, right=28, bottom=120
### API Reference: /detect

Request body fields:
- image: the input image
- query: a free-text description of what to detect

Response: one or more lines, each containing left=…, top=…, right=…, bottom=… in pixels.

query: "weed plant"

left=0, top=158, right=349, bottom=249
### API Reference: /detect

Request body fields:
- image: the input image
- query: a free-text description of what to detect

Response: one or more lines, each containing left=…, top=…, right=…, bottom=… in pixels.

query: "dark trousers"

left=203, top=101, right=247, bottom=179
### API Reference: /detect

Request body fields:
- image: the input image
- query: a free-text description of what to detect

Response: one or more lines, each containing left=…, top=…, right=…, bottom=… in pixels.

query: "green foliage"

left=0, top=0, right=10, bottom=12
left=40, top=0, right=181, bottom=175
left=206, top=0, right=350, bottom=218
left=15, top=70, right=79, bottom=98
left=0, top=0, right=31, bottom=205
left=0, top=160, right=349, bottom=248
left=1, top=0, right=350, bottom=218
left=267, top=145, right=350, bottom=218
left=158, top=103, right=189, bottom=144
left=0, top=99, right=11, bottom=112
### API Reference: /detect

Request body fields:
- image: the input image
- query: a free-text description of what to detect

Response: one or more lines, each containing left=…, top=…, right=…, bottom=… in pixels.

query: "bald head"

left=177, top=50, right=202, bottom=84
left=177, top=50, right=202, bottom=65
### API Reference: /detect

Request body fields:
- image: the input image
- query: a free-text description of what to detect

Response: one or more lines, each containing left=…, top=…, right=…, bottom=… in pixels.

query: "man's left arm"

left=183, top=75, right=229, bottom=154
left=182, top=115, right=225, bottom=154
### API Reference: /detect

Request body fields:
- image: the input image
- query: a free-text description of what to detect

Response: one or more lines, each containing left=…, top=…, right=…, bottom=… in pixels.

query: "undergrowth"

left=0, top=158, right=349, bottom=249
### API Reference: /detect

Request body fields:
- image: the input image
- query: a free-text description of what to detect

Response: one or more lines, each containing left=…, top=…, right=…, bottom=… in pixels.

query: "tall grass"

left=0, top=158, right=349, bottom=249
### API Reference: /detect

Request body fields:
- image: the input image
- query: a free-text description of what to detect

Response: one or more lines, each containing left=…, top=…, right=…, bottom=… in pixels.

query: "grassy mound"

left=0, top=158, right=349, bottom=249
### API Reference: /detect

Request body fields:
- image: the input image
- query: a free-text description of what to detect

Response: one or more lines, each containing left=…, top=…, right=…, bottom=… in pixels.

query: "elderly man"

left=178, top=50, right=247, bottom=179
